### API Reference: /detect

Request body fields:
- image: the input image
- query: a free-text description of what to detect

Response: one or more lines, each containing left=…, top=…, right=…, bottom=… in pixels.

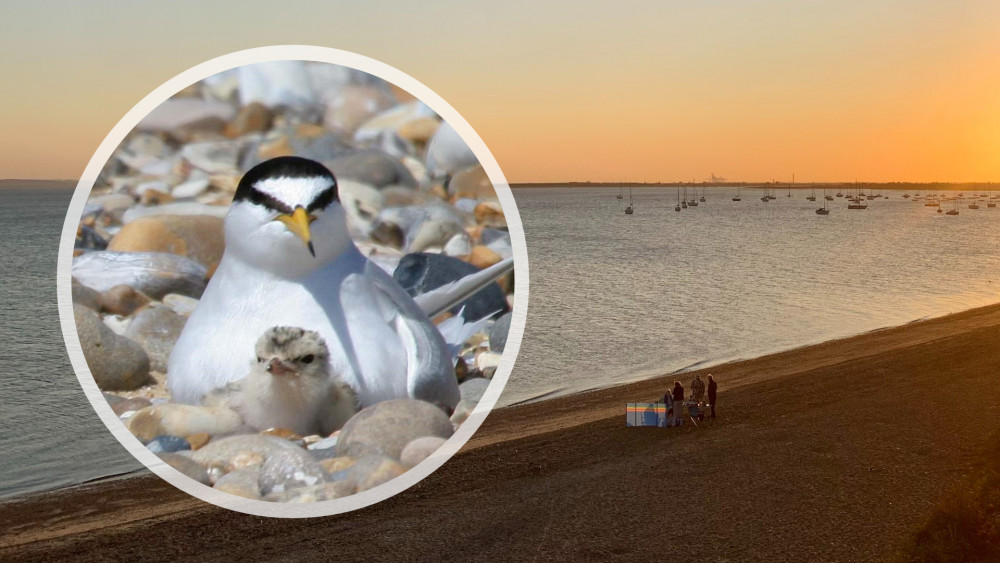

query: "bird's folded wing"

left=412, top=257, right=513, bottom=320
left=364, top=263, right=459, bottom=409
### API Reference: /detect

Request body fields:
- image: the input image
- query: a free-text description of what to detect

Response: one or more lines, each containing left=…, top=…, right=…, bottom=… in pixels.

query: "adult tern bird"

left=167, top=156, right=463, bottom=410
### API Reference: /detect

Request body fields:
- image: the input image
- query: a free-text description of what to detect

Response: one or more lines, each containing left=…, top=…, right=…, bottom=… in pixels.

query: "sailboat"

left=847, top=182, right=868, bottom=209
left=807, top=187, right=816, bottom=202
left=946, top=198, right=959, bottom=215
left=616, top=186, right=623, bottom=200
left=732, top=187, right=741, bottom=201
left=675, top=187, right=681, bottom=212
left=816, top=189, right=830, bottom=215
left=688, top=185, right=699, bottom=206
left=624, top=184, right=634, bottom=214
left=699, top=186, right=706, bottom=203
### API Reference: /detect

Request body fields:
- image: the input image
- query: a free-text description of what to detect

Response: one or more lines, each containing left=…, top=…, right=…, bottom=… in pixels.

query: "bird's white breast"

left=167, top=245, right=408, bottom=406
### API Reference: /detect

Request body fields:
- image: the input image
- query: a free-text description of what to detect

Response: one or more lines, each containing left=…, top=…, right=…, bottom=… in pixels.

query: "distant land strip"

left=510, top=181, right=1000, bottom=190
left=0, top=179, right=76, bottom=189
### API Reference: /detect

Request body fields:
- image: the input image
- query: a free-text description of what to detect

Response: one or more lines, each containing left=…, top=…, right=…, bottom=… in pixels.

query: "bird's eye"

left=300, top=354, right=315, bottom=364
left=256, top=356, right=264, bottom=363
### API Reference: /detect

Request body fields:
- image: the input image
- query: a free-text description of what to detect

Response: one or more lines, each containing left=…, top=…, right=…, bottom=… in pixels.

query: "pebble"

left=370, top=205, right=467, bottom=252
left=327, top=149, right=417, bottom=189
left=127, top=404, right=244, bottom=442
left=89, top=194, right=136, bottom=216
left=191, top=435, right=320, bottom=488
left=337, top=179, right=385, bottom=226
left=467, top=245, right=502, bottom=270
left=459, top=377, right=491, bottom=404
left=354, top=101, right=437, bottom=144
left=323, top=84, right=396, bottom=133
left=111, top=396, right=153, bottom=417
left=263, top=481, right=356, bottom=503
left=451, top=400, right=476, bottom=427
left=185, top=432, right=210, bottom=450
left=108, top=215, right=225, bottom=274
left=443, top=232, right=472, bottom=257
left=146, top=435, right=191, bottom=454
left=214, top=468, right=262, bottom=499
left=74, top=304, right=152, bottom=391
left=124, top=304, right=187, bottom=372
left=136, top=98, right=236, bottom=133
left=474, top=201, right=506, bottom=227
left=425, top=122, right=478, bottom=177
left=489, top=312, right=512, bottom=353
left=347, top=455, right=408, bottom=492
left=224, top=102, right=273, bottom=138
left=102, top=314, right=131, bottom=336
left=72, top=251, right=207, bottom=300
left=171, top=178, right=210, bottom=199
left=121, top=202, right=230, bottom=224
left=259, top=447, right=327, bottom=495
left=98, top=284, right=151, bottom=316
left=162, top=293, right=200, bottom=317
left=399, top=436, right=448, bottom=468
left=336, top=399, right=454, bottom=460
left=319, top=456, right=356, bottom=475
left=393, top=252, right=508, bottom=320
left=157, top=452, right=210, bottom=485
left=448, top=165, right=497, bottom=201
left=72, top=278, right=101, bottom=311
left=181, top=140, right=242, bottom=175
left=475, top=351, right=502, bottom=372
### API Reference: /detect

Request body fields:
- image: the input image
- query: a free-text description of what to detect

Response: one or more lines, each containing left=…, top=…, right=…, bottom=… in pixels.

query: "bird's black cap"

left=234, top=156, right=339, bottom=213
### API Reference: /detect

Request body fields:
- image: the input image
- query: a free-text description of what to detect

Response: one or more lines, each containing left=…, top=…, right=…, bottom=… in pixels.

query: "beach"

left=2, top=301, right=999, bottom=561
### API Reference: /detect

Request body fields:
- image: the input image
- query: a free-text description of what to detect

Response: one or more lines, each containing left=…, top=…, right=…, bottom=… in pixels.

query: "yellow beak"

left=277, top=206, right=316, bottom=257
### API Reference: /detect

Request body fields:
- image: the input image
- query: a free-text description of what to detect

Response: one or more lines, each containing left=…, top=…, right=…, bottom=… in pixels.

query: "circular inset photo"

left=58, top=47, right=526, bottom=517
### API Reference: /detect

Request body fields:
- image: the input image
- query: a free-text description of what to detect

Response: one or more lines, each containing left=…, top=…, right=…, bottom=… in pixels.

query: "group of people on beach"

left=664, top=374, right=717, bottom=425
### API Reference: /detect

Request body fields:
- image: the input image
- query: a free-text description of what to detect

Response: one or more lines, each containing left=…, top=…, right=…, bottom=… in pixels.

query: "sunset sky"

left=2, top=1, right=999, bottom=183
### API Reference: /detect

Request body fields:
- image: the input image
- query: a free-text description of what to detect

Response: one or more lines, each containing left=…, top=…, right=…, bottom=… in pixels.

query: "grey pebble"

left=157, top=452, right=210, bottom=485
left=459, top=377, right=491, bottom=404
left=490, top=312, right=512, bottom=353
left=146, top=435, right=191, bottom=454
left=124, top=304, right=187, bottom=372
left=336, top=399, right=453, bottom=460
left=399, top=436, right=448, bottom=468
left=74, top=304, right=152, bottom=391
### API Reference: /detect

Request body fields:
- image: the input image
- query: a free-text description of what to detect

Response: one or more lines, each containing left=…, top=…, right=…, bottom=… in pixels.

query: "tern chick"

left=204, top=326, right=358, bottom=436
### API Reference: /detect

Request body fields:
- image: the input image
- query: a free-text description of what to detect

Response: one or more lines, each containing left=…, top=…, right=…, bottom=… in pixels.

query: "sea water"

left=2, top=186, right=998, bottom=498
left=503, top=187, right=1000, bottom=405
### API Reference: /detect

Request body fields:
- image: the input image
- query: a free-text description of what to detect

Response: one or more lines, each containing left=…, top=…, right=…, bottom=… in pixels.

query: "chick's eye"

left=256, top=356, right=264, bottom=363
left=300, top=354, right=315, bottom=364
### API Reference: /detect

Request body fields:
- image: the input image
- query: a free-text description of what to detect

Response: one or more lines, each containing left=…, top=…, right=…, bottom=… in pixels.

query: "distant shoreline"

left=510, top=181, right=1000, bottom=190
left=0, top=180, right=76, bottom=190
left=3, top=179, right=997, bottom=192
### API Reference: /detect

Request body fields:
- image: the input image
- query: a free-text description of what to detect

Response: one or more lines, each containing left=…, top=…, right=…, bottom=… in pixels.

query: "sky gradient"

left=2, top=1, right=999, bottom=183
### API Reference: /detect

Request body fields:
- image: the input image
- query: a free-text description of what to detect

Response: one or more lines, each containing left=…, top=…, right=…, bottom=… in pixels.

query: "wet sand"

left=2, top=303, right=1000, bottom=561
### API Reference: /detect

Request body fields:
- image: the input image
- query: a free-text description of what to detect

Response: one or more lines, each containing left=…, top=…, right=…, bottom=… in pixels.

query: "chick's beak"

left=277, top=206, right=316, bottom=257
left=266, top=357, right=296, bottom=377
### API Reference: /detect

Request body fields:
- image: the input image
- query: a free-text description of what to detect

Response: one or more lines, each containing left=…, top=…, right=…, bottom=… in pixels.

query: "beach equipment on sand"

left=626, top=401, right=705, bottom=427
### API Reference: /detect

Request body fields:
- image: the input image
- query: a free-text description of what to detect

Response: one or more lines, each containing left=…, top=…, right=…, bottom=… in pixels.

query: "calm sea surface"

left=502, top=187, right=1000, bottom=405
left=2, top=186, right=999, bottom=498
left=0, top=189, right=142, bottom=500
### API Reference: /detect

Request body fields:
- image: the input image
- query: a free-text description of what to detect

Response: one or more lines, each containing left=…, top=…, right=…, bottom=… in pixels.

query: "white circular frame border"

left=56, top=45, right=529, bottom=518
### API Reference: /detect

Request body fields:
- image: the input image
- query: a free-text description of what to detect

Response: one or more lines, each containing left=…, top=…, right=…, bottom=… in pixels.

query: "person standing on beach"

left=690, top=374, right=706, bottom=403
left=707, top=374, right=717, bottom=419
left=671, top=381, right=684, bottom=426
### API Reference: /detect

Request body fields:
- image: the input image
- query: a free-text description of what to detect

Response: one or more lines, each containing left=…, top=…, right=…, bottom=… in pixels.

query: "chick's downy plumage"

left=204, top=326, right=358, bottom=436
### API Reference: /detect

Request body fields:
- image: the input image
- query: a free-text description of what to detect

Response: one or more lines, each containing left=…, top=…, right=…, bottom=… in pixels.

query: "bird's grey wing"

left=364, top=262, right=460, bottom=410
left=412, top=257, right=513, bottom=320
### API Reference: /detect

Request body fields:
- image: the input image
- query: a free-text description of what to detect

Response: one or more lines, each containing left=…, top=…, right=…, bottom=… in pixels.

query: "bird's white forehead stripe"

left=253, top=176, right=334, bottom=208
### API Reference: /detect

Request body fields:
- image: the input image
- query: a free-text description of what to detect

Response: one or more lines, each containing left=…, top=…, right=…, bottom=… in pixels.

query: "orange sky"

left=1, top=1, right=999, bottom=183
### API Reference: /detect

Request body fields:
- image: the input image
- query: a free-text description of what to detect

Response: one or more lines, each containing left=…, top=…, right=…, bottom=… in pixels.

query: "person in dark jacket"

left=671, top=381, right=684, bottom=425
left=707, top=374, right=718, bottom=419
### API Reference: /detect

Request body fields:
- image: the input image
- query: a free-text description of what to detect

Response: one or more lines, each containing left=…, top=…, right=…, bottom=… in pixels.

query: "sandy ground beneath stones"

left=2, top=303, right=1000, bottom=561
